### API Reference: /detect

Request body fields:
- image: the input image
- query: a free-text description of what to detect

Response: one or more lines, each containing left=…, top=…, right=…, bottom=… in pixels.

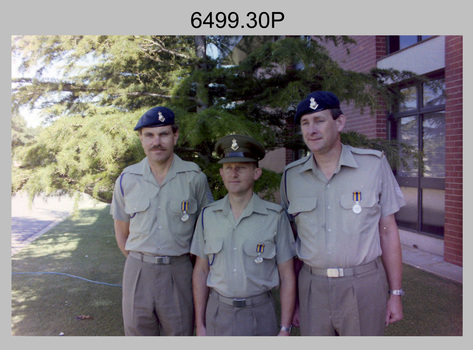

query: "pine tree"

left=11, top=35, right=422, bottom=202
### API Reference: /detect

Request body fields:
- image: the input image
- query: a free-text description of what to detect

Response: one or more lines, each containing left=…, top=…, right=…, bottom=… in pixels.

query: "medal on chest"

left=352, top=192, right=362, bottom=214
left=181, top=200, right=189, bottom=221
left=255, top=244, right=265, bottom=263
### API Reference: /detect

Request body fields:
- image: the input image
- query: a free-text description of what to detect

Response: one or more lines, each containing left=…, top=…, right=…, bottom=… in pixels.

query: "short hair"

left=330, top=108, right=344, bottom=120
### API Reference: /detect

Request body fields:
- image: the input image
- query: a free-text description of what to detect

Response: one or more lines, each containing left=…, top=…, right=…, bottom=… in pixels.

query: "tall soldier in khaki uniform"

left=191, top=135, right=296, bottom=336
left=110, top=106, right=213, bottom=336
left=281, top=91, right=406, bottom=336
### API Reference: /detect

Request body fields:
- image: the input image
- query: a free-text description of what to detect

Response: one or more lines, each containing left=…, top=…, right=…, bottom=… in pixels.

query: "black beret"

left=215, top=134, right=265, bottom=164
left=294, top=91, right=340, bottom=124
left=134, top=106, right=175, bottom=131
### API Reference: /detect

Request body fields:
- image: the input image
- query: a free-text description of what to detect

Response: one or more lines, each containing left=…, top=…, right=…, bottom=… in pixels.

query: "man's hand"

left=385, top=295, right=403, bottom=326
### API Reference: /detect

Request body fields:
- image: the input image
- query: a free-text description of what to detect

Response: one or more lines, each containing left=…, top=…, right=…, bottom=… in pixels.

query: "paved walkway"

left=11, top=192, right=103, bottom=256
left=10, top=192, right=462, bottom=284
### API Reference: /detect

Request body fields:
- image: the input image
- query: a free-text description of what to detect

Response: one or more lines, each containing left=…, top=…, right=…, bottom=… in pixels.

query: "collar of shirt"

left=298, top=143, right=359, bottom=177
left=127, top=154, right=187, bottom=186
left=210, top=193, right=270, bottom=219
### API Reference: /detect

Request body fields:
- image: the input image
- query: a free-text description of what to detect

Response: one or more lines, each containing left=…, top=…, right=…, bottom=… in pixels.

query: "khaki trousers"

left=205, top=290, right=278, bottom=336
left=299, top=257, right=389, bottom=336
left=122, top=253, right=194, bottom=336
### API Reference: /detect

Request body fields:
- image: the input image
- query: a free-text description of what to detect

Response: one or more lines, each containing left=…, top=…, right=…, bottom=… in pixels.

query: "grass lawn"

left=11, top=205, right=462, bottom=336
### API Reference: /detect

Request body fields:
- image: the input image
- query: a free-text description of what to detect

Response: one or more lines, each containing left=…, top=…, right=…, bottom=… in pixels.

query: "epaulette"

left=347, top=145, right=384, bottom=158
left=264, top=201, right=283, bottom=213
left=283, top=154, right=311, bottom=172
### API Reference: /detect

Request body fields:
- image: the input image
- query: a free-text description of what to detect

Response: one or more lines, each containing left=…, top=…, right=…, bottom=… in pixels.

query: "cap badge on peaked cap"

left=231, top=139, right=239, bottom=151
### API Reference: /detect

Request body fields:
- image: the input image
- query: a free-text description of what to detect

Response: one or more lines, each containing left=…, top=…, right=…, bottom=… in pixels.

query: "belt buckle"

left=158, top=256, right=171, bottom=265
left=232, top=298, right=246, bottom=307
left=327, top=268, right=344, bottom=278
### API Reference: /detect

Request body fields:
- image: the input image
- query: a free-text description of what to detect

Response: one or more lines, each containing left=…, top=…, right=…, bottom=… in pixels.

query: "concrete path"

left=11, top=192, right=103, bottom=256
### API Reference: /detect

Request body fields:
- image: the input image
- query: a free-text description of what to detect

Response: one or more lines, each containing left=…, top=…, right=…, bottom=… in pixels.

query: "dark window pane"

left=423, top=79, right=446, bottom=108
left=421, top=188, right=445, bottom=236
left=399, top=116, right=419, bottom=177
left=399, top=36, right=419, bottom=50
left=422, top=112, right=445, bottom=178
left=399, top=86, right=417, bottom=112
left=396, top=186, right=418, bottom=230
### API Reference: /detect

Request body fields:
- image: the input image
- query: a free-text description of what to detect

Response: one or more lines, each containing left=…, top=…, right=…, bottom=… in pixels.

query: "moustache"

left=149, top=145, right=166, bottom=151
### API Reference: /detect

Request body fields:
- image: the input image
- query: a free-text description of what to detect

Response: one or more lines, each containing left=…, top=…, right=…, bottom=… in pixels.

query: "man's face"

left=219, top=162, right=262, bottom=196
left=300, top=109, right=345, bottom=155
left=139, top=125, right=178, bottom=165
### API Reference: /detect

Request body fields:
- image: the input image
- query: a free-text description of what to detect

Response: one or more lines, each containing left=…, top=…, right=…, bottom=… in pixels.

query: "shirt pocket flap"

left=124, top=197, right=150, bottom=215
left=339, top=192, right=377, bottom=209
left=287, top=198, right=317, bottom=215
left=204, top=239, right=223, bottom=255
left=170, top=199, right=198, bottom=214
left=243, top=240, right=276, bottom=259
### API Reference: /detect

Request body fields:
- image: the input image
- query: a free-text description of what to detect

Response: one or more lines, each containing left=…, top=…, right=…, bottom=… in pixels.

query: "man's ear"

left=336, top=114, right=346, bottom=132
left=253, top=167, right=262, bottom=181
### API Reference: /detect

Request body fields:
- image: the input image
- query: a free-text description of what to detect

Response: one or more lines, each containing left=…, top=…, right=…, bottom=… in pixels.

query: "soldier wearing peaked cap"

left=110, top=106, right=213, bottom=336
left=191, top=134, right=296, bottom=336
left=281, top=91, right=406, bottom=336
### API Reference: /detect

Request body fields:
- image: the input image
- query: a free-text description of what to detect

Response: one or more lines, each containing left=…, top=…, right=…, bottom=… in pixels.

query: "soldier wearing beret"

left=281, top=91, right=406, bottom=336
left=191, top=134, right=296, bottom=336
left=110, top=106, right=213, bottom=336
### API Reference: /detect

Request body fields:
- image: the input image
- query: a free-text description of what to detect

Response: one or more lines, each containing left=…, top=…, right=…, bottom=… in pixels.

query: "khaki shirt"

left=190, top=193, right=295, bottom=298
left=110, top=155, right=213, bottom=256
left=280, top=144, right=405, bottom=269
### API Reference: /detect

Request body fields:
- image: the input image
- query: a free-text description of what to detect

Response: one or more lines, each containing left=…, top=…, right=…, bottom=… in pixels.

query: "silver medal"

left=181, top=212, right=189, bottom=222
left=352, top=202, right=362, bottom=214
left=254, top=256, right=263, bottom=264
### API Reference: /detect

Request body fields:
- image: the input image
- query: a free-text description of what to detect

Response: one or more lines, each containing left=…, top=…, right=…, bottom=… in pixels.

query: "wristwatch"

left=280, top=325, right=292, bottom=333
left=389, top=288, right=405, bottom=297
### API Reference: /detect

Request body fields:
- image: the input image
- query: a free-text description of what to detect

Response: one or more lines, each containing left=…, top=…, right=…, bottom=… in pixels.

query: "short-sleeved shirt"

left=110, top=154, right=213, bottom=256
left=280, top=144, right=405, bottom=269
left=190, top=193, right=296, bottom=298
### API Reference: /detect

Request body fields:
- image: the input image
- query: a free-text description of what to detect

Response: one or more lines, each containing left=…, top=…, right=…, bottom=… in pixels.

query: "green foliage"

left=341, top=131, right=420, bottom=171
left=12, top=35, right=422, bottom=203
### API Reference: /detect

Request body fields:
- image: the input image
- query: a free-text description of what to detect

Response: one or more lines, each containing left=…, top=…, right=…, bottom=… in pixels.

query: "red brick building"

left=266, top=36, right=463, bottom=267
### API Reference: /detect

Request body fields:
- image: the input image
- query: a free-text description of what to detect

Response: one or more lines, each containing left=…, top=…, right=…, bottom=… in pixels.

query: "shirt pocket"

left=339, top=191, right=377, bottom=211
left=287, top=197, right=317, bottom=218
left=204, top=239, right=224, bottom=266
left=124, top=197, right=151, bottom=232
left=243, top=240, right=276, bottom=261
left=170, top=199, right=198, bottom=218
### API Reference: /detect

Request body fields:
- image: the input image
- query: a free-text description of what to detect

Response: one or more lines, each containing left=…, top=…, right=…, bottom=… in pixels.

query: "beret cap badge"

left=158, top=112, right=165, bottom=122
left=309, top=97, right=319, bottom=110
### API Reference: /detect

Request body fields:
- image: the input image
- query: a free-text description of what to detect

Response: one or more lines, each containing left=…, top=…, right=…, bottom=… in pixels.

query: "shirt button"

left=233, top=269, right=237, bottom=273
left=328, top=228, right=331, bottom=232
left=327, top=205, right=331, bottom=210
left=158, top=226, right=162, bottom=230
left=233, top=247, right=237, bottom=251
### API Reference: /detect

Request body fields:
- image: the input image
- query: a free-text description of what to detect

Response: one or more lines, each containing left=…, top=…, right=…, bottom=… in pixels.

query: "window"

left=390, top=77, right=446, bottom=237
left=387, top=36, right=433, bottom=54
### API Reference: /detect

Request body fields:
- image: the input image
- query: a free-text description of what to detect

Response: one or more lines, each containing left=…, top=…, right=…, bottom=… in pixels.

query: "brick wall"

left=443, top=36, right=463, bottom=266
left=324, top=36, right=388, bottom=139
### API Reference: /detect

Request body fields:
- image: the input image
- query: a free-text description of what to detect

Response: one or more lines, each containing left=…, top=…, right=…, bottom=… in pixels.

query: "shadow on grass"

left=12, top=205, right=126, bottom=336
left=12, top=205, right=463, bottom=336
